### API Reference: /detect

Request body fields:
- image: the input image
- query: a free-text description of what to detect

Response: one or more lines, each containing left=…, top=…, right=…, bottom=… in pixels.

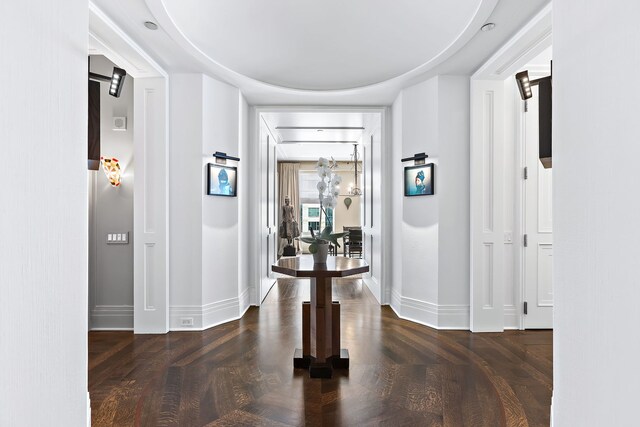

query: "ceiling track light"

left=89, top=59, right=127, bottom=98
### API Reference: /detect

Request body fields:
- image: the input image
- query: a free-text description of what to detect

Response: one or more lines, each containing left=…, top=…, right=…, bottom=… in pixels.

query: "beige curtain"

left=278, top=162, right=300, bottom=255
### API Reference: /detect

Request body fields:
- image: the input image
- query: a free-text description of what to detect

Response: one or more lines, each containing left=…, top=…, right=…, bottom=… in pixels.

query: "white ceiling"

left=89, top=0, right=550, bottom=104
left=161, top=0, right=483, bottom=90
left=262, top=111, right=378, bottom=161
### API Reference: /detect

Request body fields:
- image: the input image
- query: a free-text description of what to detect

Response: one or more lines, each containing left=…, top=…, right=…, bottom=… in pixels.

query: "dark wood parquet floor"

left=89, top=279, right=552, bottom=426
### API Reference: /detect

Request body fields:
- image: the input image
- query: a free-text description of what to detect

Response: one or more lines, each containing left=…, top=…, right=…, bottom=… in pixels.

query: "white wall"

left=391, top=94, right=404, bottom=312
left=169, top=74, right=204, bottom=311
left=169, top=73, right=247, bottom=330
left=391, top=76, right=470, bottom=329
left=238, top=95, right=250, bottom=312
left=0, top=1, right=89, bottom=425
left=89, top=55, right=134, bottom=330
left=201, top=75, right=242, bottom=324
left=553, top=1, right=640, bottom=424
left=399, top=78, right=440, bottom=308
left=437, top=76, right=470, bottom=310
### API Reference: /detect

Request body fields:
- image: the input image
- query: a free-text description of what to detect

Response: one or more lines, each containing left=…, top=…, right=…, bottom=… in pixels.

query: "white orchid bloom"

left=332, top=188, right=340, bottom=198
left=317, top=157, right=329, bottom=168
left=332, top=174, right=342, bottom=185
left=318, top=166, right=331, bottom=179
left=317, top=181, right=327, bottom=192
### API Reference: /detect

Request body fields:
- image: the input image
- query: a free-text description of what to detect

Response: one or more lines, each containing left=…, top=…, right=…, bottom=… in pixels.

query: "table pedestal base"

left=293, top=348, right=349, bottom=378
left=294, top=286, right=350, bottom=378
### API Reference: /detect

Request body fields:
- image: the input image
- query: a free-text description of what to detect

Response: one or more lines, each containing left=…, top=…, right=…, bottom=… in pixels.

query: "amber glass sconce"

left=100, top=157, right=121, bottom=187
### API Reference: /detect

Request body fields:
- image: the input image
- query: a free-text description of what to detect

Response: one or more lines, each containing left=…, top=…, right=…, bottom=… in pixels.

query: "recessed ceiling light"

left=481, top=23, right=496, bottom=32
left=144, top=21, right=158, bottom=30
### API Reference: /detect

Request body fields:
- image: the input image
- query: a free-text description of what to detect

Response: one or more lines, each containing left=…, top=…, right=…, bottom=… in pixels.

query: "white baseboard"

left=390, top=287, right=402, bottom=315
left=90, top=305, right=133, bottom=330
left=170, top=295, right=252, bottom=331
left=239, top=286, right=252, bottom=314
left=362, top=276, right=381, bottom=304
left=437, top=303, right=471, bottom=329
left=202, top=298, right=240, bottom=329
left=388, top=294, right=470, bottom=330
left=504, top=305, right=521, bottom=329
left=401, top=296, right=439, bottom=328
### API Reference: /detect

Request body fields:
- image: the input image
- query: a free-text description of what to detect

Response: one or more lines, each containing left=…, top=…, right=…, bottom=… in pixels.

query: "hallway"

left=89, top=279, right=552, bottom=426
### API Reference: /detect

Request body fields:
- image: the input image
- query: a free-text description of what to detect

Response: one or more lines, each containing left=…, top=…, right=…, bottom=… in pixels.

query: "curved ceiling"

left=157, top=0, right=489, bottom=90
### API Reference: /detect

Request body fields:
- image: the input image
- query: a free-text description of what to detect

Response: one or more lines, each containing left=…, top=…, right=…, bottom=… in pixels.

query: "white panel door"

left=133, top=77, right=169, bottom=333
left=524, top=88, right=553, bottom=329
left=470, top=80, right=506, bottom=332
left=260, top=127, right=277, bottom=303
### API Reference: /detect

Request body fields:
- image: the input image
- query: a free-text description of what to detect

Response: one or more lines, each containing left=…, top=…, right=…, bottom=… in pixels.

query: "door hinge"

left=524, top=100, right=529, bottom=113
left=524, top=234, right=529, bottom=247
left=524, top=301, right=528, bottom=315
left=524, top=166, right=529, bottom=180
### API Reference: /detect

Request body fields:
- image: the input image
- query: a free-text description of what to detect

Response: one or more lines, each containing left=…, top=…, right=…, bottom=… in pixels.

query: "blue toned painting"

left=207, top=164, right=237, bottom=197
left=404, top=163, right=434, bottom=196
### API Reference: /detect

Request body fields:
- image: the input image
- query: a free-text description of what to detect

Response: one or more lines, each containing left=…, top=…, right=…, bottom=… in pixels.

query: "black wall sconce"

left=401, top=152, right=429, bottom=165
left=515, top=62, right=552, bottom=168
left=88, top=57, right=127, bottom=98
left=515, top=70, right=551, bottom=101
left=213, top=151, right=240, bottom=165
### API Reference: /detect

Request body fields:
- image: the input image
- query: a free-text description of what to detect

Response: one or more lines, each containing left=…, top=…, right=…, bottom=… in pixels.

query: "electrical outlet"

left=180, top=318, right=194, bottom=326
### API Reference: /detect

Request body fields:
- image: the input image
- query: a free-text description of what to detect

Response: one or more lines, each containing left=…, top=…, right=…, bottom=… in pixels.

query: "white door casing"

left=524, top=88, right=553, bottom=328
left=259, top=119, right=278, bottom=303
left=470, top=79, right=506, bottom=332
left=133, top=77, right=170, bottom=333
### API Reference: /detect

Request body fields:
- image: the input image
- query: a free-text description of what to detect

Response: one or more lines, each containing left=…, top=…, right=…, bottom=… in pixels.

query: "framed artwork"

left=207, top=163, right=237, bottom=197
left=404, top=163, right=434, bottom=196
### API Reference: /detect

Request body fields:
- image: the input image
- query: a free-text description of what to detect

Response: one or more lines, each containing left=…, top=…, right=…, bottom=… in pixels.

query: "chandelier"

left=349, top=144, right=362, bottom=196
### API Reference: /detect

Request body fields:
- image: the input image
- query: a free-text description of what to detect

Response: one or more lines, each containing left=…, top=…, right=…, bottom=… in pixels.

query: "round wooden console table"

left=272, top=255, right=369, bottom=378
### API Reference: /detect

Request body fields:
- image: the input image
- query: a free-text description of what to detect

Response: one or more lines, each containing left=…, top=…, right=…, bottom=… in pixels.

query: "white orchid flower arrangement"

left=300, top=157, right=347, bottom=254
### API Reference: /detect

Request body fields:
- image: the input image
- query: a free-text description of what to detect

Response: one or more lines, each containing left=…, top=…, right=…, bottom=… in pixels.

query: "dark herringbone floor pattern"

left=89, top=279, right=552, bottom=426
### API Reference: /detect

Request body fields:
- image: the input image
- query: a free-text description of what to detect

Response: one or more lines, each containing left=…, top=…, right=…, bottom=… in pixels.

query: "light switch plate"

left=107, top=232, right=129, bottom=244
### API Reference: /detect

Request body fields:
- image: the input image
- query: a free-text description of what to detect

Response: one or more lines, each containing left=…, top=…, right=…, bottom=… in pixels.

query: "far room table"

left=272, top=255, right=369, bottom=378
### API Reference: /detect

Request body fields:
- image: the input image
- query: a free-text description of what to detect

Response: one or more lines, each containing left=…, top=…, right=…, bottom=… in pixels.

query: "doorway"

left=89, top=5, right=170, bottom=333
left=254, top=108, right=386, bottom=305
left=469, top=3, right=552, bottom=332
left=88, top=55, right=135, bottom=331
